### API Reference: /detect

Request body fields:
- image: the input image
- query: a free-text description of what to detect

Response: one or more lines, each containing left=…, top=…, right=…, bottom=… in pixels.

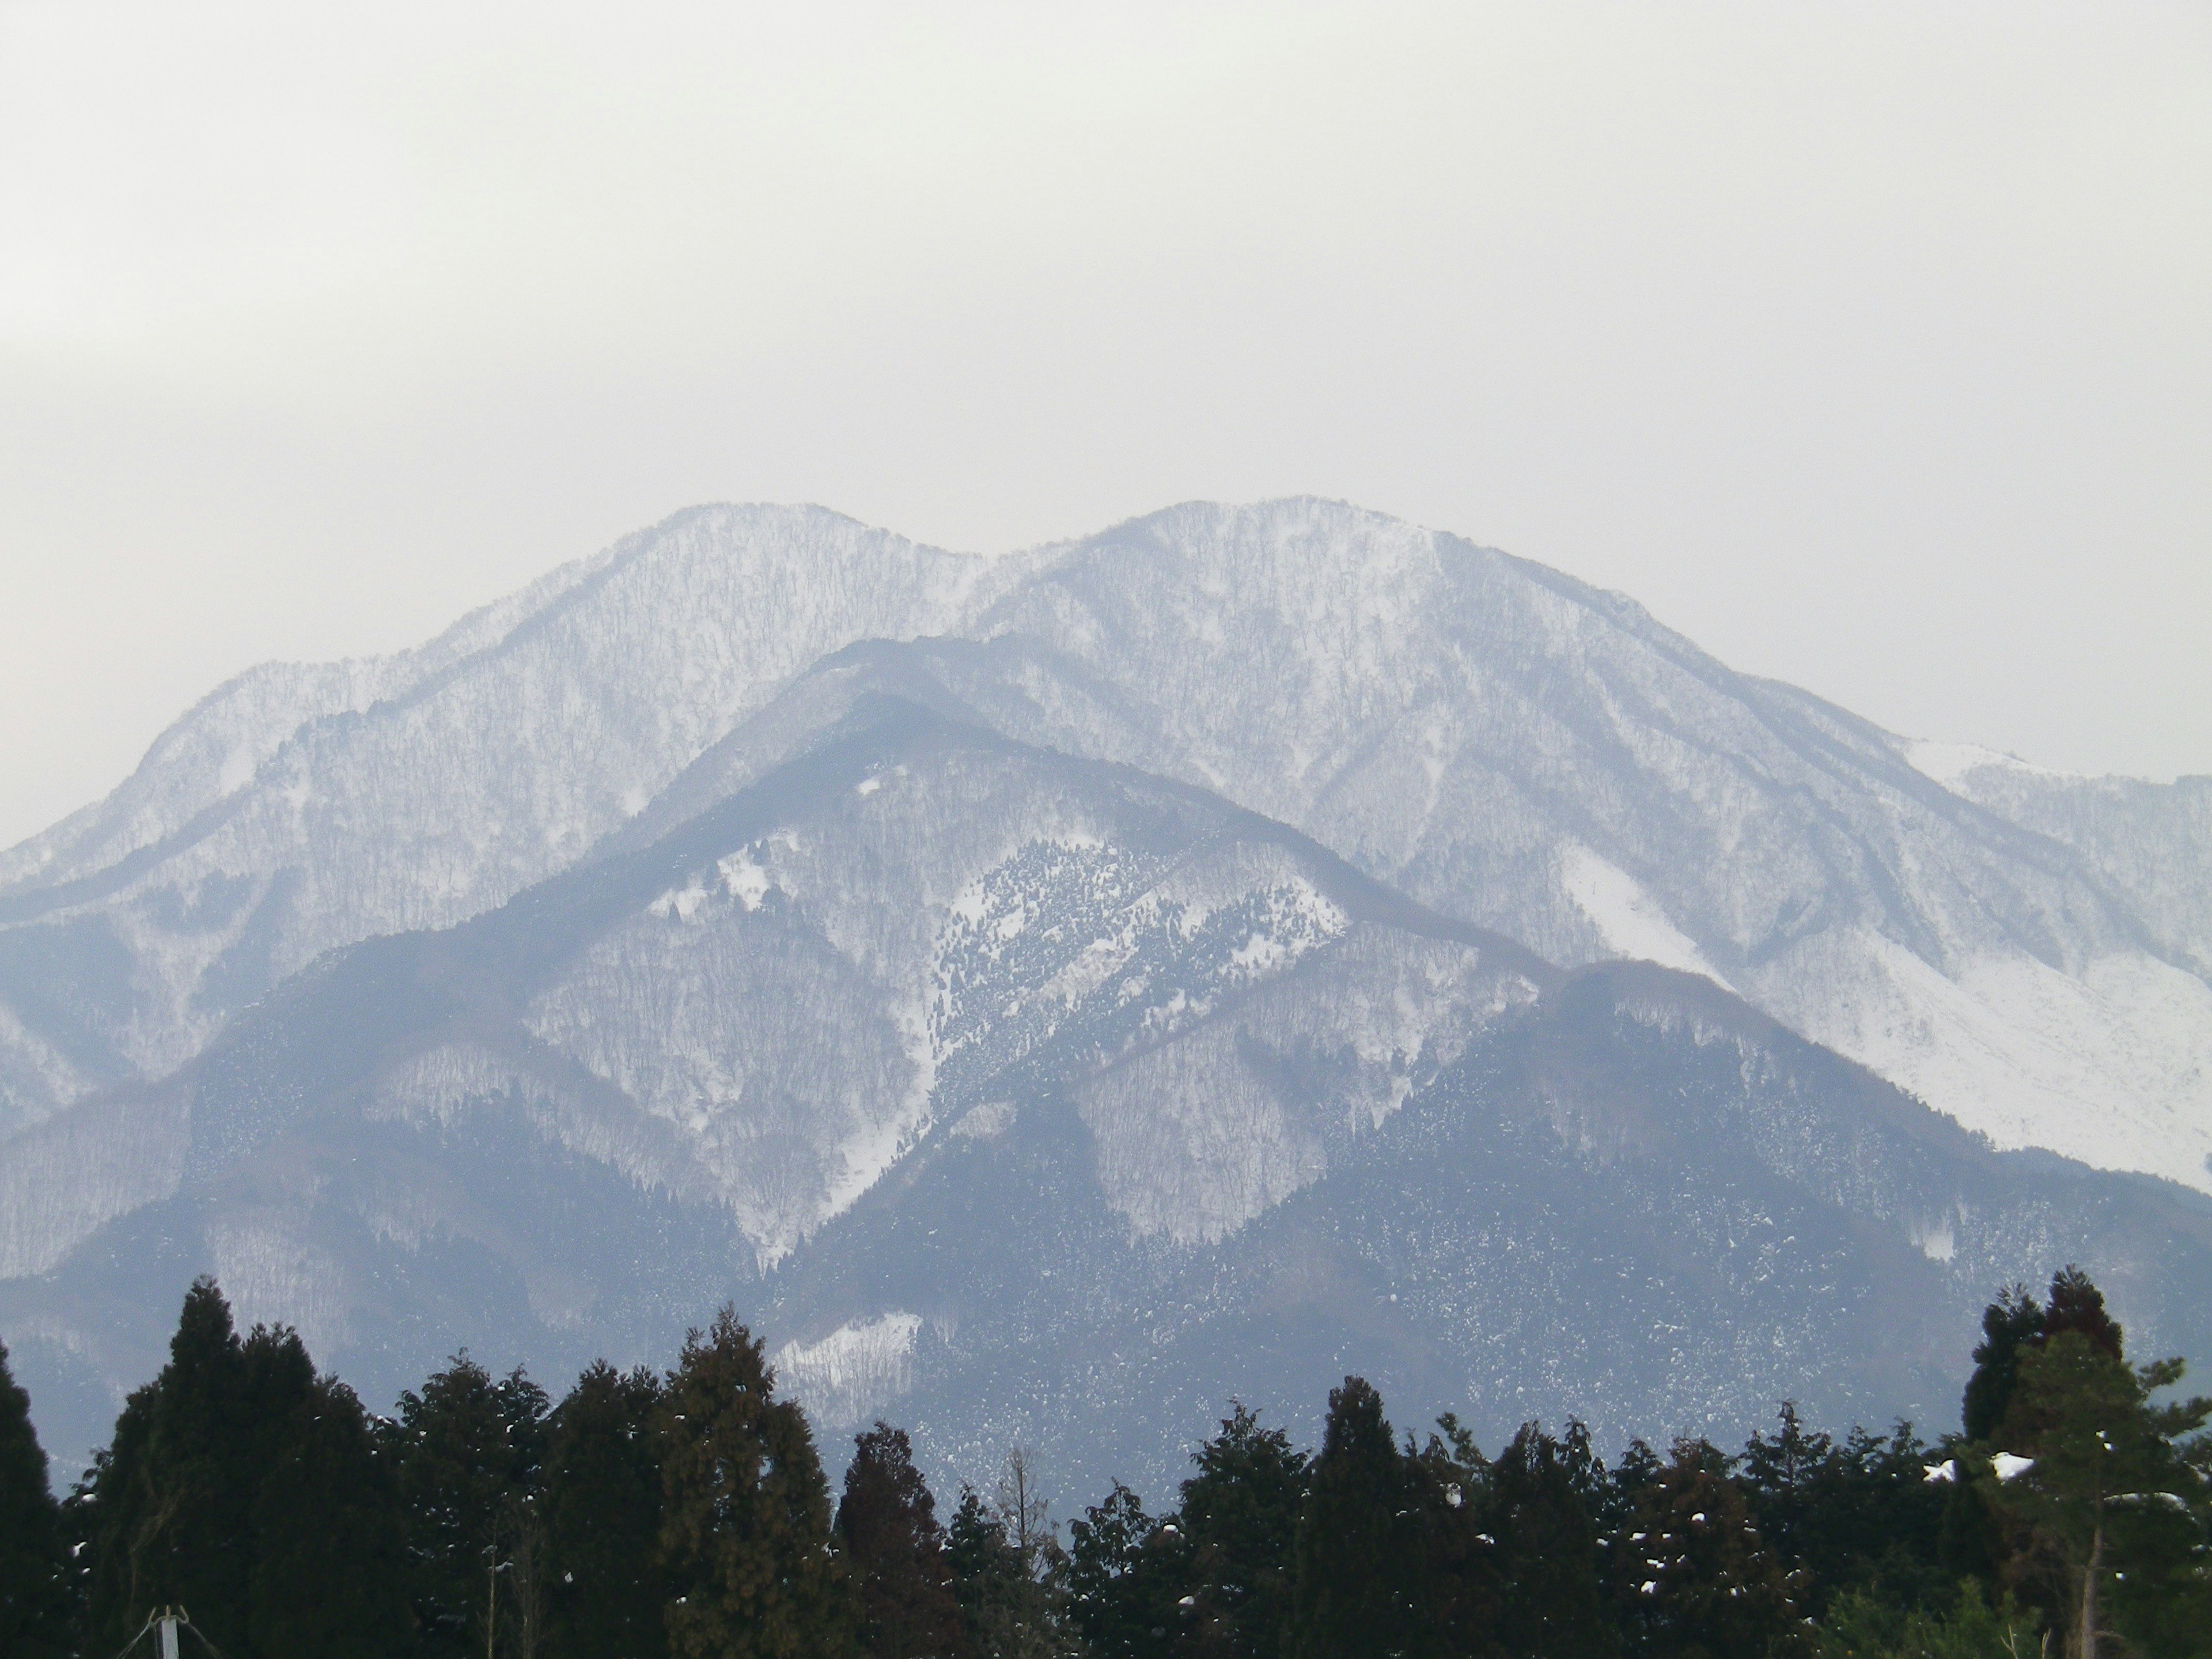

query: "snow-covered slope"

left=6, top=698, right=2207, bottom=1491
left=0, top=697, right=1556, bottom=1466
left=0, top=506, right=1013, bottom=1132
left=3, top=496, right=2206, bottom=1199
left=1907, top=743, right=2212, bottom=978
left=0, top=548, right=624, bottom=898
left=945, top=502, right=2210, bottom=1192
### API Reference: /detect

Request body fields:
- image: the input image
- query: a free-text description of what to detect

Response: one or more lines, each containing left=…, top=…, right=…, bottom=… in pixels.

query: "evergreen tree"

left=946, top=1480, right=1074, bottom=1659
left=1173, top=1403, right=1308, bottom=1659
left=543, top=1361, right=669, bottom=1659
left=2039, top=1266, right=2122, bottom=1359
left=1066, top=1480, right=1185, bottom=1657
left=836, top=1421, right=966, bottom=1659
left=1407, top=1416, right=1503, bottom=1659
left=79, top=1277, right=260, bottom=1654
left=1812, top=1578, right=2041, bottom=1658
left=0, top=1336, right=72, bottom=1659
left=247, top=1370, right=414, bottom=1658
left=1739, top=1403, right=1836, bottom=1577
left=1961, top=1286, right=2046, bottom=1444
left=1613, top=1437, right=1803, bottom=1659
left=1486, top=1422, right=1616, bottom=1659
left=659, top=1306, right=851, bottom=1659
left=948, top=1487, right=1027, bottom=1656
left=1599, top=1437, right=1665, bottom=1536
left=1743, top=1415, right=1951, bottom=1620
left=1289, top=1376, right=1430, bottom=1659
left=392, top=1353, right=550, bottom=1659
left=75, top=1279, right=404, bottom=1659
left=1979, top=1327, right=2212, bottom=1659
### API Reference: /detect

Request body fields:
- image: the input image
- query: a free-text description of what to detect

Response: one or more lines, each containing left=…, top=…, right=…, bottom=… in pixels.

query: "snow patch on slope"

left=1559, top=845, right=1733, bottom=989
left=1766, top=929, right=2212, bottom=1194
left=774, top=1312, right=923, bottom=1430
left=1078, top=929, right=1531, bottom=1243
left=1904, top=740, right=2082, bottom=790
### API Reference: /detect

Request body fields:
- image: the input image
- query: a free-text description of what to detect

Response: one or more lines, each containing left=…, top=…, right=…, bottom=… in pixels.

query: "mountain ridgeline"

left=1, top=499, right=2209, bottom=1502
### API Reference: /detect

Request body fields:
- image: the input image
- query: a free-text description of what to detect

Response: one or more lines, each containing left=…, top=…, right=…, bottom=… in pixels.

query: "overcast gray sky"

left=3, top=1, right=2208, bottom=848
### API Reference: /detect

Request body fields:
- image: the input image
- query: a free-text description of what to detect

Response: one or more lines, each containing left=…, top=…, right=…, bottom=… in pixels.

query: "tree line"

left=2, top=1266, right=2207, bottom=1659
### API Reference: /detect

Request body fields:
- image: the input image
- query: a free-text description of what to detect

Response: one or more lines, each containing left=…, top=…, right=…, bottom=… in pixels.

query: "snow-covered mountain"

left=0, top=507, right=1014, bottom=1130
left=946, top=502, right=2212, bottom=1191
left=6, top=690, right=2208, bottom=1494
left=3, top=497, right=2209, bottom=1480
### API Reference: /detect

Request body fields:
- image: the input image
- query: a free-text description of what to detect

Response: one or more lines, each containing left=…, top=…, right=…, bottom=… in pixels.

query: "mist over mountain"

left=2, top=499, right=2207, bottom=1490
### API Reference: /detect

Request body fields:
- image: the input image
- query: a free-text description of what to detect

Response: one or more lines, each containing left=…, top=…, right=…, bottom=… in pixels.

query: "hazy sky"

left=4, top=1, right=2209, bottom=848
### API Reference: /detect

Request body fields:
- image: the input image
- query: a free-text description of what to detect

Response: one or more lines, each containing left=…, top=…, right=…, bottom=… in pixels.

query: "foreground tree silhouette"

left=1487, top=1422, right=1617, bottom=1659
left=1290, top=1376, right=1430, bottom=1659
left=1741, top=1406, right=1948, bottom=1620
left=1175, top=1403, right=1308, bottom=1659
left=660, top=1306, right=851, bottom=1659
left=78, top=1278, right=411, bottom=1658
left=392, top=1353, right=549, bottom=1659
left=0, top=1337, right=71, bottom=1659
left=1613, top=1437, right=1802, bottom=1659
left=1979, top=1320, right=2212, bottom=1658
left=247, top=1368, right=412, bottom=1657
left=543, top=1361, right=668, bottom=1659
left=946, top=1474, right=1077, bottom=1659
left=1067, top=1479, right=1188, bottom=1657
left=1962, top=1285, right=2050, bottom=1445
left=79, top=1277, right=256, bottom=1653
left=837, top=1422, right=966, bottom=1658
left=1407, top=1417, right=1503, bottom=1659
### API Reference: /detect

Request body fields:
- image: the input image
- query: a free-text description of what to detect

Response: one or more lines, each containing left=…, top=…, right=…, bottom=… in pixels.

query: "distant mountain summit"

left=3, top=499, right=2207, bottom=1483
left=6, top=499, right=2202, bottom=1185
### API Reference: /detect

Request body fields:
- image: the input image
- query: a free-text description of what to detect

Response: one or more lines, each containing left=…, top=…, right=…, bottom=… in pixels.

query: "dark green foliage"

left=79, top=1277, right=260, bottom=1654
left=1407, top=1416, right=1503, bottom=1659
left=948, top=1487, right=1026, bottom=1654
left=36, top=1270, right=2211, bottom=1659
left=946, top=1480, right=1073, bottom=1658
left=1741, top=1406, right=1950, bottom=1620
left=543, top=1361, right=669, bottom=1659
left=836, top=1421, right=966, bottom=1659
left=0, top=1338, right=71, bottom=1659
left=1486, top=1422, right=1616, bottom=1659
left=659, top=1306, right=850, bottom=1659
left=1949, top=1264, right=2212, bottom=1658
left=1960, top=1286, right=2044, bottom=1444
left=1066, top=1480, right=1185, bottom=1657
left=1289, top=1376, right=1430, bottom=1659
left=1602, top=1436, right=1666, bottom=1535
left=76, top=1278, right=413, bottom=1659
left=1611, top=1437, right=1804, bottom=1659
left=246, top=1371, right=414, bottom=1658
left=391, top=1353, right=550, bottom=1659
left=2039, top=1266, right=2122, bottom=1361
left=1172, top=1403, right=1307, bottom=1659
left=1980, top=1330, right=2212, bottom=1658
left=1811, top=1578, right=2041, bottom=1658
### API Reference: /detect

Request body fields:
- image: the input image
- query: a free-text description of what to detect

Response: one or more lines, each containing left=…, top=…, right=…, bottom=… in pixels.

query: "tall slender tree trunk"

left=2074, top=1521, right=2102, bottom=1659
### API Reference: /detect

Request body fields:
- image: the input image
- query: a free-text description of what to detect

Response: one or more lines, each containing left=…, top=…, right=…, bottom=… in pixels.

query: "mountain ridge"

left=4, top=497, right=2210, bottom=1491
left=8, top=687, right=2210, bottom=1493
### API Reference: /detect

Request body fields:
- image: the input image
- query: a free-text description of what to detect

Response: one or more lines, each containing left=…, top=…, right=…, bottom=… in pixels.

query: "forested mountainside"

left=5, top=692, right=2208, bottom=1501
left=4, top=501, right=2204, bottom=1188
left=5, top=1266, right=2207, bottom=1658
left=3, top=498, right=2208, bottom=1507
